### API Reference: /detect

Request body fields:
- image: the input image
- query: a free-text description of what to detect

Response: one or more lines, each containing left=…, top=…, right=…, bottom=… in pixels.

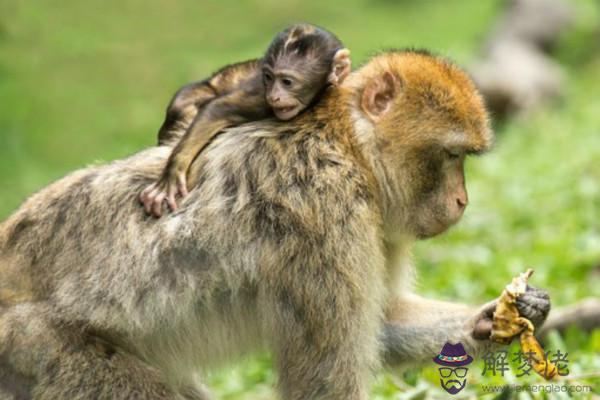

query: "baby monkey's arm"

left=156, top=59, right=262, bottom=146
left=140, top=88, right=268, bottom=217
left=156, top=81, right=217, bottom=146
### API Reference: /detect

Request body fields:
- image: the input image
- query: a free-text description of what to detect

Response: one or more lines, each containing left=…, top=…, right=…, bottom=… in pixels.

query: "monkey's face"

left=264, top=75, right=305, bottom=120
left=262, top=25, right=346, bottom=120
left=357, top=53, right=492, bottom=239
left=263, top=63, right=326, bottom=120
left=404, top=148, right=469, bottom=239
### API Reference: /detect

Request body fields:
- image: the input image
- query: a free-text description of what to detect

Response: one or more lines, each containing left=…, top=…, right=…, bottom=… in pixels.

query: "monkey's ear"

left=361, top=72, right=399, bottom=122
left=328, top=48, right=351, bottom=86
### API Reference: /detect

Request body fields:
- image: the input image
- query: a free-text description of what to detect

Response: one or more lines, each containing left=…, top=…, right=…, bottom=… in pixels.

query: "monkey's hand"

left=472, top=285, right=550, bottom=341
left=139, top=168, right=188, bottom=218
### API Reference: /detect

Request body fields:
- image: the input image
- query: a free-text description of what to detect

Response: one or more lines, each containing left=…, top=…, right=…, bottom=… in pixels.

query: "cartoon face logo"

left=432, top=342, right=473, bottom=395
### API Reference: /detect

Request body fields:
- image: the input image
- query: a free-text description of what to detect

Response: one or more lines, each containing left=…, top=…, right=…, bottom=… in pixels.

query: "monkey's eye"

left=446, top=150, right=461, bottom=160
left=281, top=77, right=294, bottom=87
left=264, top=72, right=273, bottom=82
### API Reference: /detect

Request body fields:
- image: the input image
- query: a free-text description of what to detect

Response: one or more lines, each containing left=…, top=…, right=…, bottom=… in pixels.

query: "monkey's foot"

left=139, top=173, right=188, bottom=217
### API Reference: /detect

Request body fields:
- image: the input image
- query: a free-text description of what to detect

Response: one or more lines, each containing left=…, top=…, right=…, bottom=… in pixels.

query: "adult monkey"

left=0, top=50, right=549, bottom=399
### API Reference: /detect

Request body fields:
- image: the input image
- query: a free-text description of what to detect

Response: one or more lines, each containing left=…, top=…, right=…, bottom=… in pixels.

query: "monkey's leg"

left=0, top=304, right=207, bottom=400
left=157, top=82, right=217, bottom=146
left=275, top=315, right=372, bottom=399
left=273, top=282, right=383, bottom=400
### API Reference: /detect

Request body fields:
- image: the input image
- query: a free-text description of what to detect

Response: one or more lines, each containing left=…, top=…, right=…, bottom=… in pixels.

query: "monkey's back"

left=207, top=58, right=263, bottom=96
left=0, top=114, right=382, bottom=341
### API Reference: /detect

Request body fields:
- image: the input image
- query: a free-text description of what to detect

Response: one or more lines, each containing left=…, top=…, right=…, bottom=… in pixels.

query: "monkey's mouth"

left=273, top=105, right=302, bottom=120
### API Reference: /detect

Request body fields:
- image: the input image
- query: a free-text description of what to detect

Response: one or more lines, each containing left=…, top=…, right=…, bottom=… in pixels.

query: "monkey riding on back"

left=0, top=45, right=554, bottom=400
left=140, top=23, right=351, bottom=217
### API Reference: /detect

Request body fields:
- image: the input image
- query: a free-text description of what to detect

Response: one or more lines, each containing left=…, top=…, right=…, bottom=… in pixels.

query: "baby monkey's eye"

left=264, top=72, right=273, bottom=82
left=281, top=77, right=294, bottom=87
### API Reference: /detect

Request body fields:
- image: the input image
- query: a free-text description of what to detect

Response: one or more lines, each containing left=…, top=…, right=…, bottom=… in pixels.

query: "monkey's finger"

left=166, top=186, right=178, bottom=212
left=143, top=188, right=160, bottom=214
left=473, top=318, right=493, bottom=340
left=141, top=184, right=160, bottom=208
left=480, top=299, right=498, bottom=319
left=151, top=192, right=166, bottom=218
left=142, top=194, right=154, bottom=214
left=516, top=285, right=551, bottom=327
left=177, top=175, right=189, bottom=198
left=139, top=184, right=155, bottom=205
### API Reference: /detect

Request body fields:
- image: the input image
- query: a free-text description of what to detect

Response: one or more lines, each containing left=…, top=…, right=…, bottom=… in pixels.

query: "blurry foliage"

left=0, top=0, right=599, bottom=398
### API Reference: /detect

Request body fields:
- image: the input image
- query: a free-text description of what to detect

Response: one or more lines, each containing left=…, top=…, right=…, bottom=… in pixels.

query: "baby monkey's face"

left=263, top=47, right=351, bottom=120
left=263, top=64, right=325, bottom=120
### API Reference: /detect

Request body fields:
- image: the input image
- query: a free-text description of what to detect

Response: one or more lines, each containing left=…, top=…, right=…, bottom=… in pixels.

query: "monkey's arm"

left=157, top=59, right=262, bottom=146
left=382, top=295, right=484, bottom=366
left=141, top=89, right=268, bottom=217
left=382, top=287, right=550, bottom=366
left=157, top=81, right=217, bottom=146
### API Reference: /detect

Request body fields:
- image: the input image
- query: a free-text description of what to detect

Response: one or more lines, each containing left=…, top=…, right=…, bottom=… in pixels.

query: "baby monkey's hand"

left=140, top=167, right=188, bottom=217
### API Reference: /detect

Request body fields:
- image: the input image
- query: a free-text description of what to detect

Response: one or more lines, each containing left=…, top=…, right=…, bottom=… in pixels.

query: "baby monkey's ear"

left=328, top=48, right=351, bottom=86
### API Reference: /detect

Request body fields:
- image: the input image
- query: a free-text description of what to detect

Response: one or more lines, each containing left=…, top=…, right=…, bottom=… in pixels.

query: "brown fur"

left=0, top=50, right=549, bottom=399
left=144, top=24, right=350, bottom=217
left=157, top=59, right=261, bottom=146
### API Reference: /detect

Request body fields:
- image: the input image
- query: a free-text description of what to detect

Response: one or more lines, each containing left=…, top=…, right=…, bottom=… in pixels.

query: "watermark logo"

left=431, top=346, right=591, bottom=395
left=482, top=349, right=570, bottom=379
left=432, top=342, right=473, bottom=395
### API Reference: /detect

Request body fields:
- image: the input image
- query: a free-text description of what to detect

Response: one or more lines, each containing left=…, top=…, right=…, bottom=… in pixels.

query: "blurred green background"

left=1, top=0, right=599, bottom=398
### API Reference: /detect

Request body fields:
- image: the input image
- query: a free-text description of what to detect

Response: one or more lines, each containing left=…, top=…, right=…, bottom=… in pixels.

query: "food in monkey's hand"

left=491, top=269, right=557, bottom=380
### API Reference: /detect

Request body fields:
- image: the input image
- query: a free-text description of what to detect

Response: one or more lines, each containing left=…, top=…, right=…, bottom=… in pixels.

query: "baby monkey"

left=140, top=24, right=351, bottom=217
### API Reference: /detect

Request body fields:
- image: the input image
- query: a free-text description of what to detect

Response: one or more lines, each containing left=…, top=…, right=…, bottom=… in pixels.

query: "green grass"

left=1, top=1, right=599, bottom=398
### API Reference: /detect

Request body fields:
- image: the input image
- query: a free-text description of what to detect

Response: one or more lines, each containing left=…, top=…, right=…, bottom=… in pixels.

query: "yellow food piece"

left=490, top=269, right=557, bottom=380
left=520, top=321, right=557, bottom=379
